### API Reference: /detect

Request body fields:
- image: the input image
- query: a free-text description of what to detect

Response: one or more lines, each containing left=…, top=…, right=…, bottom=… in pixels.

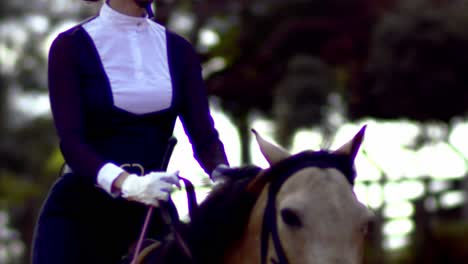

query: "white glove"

left=121, top=171, right=181, bottom=206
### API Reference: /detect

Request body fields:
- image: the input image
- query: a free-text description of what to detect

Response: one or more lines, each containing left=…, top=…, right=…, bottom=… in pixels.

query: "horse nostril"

left=280, top=208, right=302, bottom=228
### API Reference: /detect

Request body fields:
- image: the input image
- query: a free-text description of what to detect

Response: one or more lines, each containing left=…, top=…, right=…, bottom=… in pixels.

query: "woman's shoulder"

left=48, top=17, right=98, bottom=57
left=165, top=29, right=197, bottom=55
left=53, top=16, right=98, bottom=42
left=147, top=20, right=194, bottom=51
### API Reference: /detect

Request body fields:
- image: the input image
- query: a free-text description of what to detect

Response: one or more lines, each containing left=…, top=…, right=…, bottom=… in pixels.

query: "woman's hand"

left=117, top=171, right=181, bottom=206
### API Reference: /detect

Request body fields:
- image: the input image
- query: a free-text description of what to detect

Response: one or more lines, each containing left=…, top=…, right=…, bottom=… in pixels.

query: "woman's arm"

left=48, top=32, right=114, bottom=184
left=176, top=37, right=229, bottom=174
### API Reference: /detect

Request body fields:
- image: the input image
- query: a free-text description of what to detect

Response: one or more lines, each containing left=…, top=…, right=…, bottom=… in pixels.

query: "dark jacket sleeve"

left=177, top=37, right=229, bottom=175
left=48, top=31, right=106, bottom=182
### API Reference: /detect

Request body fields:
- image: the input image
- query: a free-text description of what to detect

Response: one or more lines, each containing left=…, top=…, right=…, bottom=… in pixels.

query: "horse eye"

left=280, top=208, right=302, bottom=228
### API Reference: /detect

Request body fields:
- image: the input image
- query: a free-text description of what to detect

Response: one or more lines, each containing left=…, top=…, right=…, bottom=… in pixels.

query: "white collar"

left=100, top=3, right=149, bottom=29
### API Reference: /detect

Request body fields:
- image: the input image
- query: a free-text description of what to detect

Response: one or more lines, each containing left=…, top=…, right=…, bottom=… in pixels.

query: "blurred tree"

left=350, top=0, right=468, bottom=123
left=273, top=55, right=338, bottom=147
left=201, top=0, right=382, bottom=161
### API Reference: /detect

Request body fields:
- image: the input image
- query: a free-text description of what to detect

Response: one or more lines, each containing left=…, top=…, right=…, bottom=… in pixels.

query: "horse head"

left=136, top=126, right=373, bottom=264
left=224, top=125, right=373, bottom=264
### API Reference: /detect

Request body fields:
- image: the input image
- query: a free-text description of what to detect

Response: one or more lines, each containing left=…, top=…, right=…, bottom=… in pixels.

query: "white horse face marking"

left=275, top=167, right=373, bottom=264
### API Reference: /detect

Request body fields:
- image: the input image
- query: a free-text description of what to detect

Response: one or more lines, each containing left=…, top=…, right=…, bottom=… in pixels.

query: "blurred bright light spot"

left=425, top=123, right=447, bottom=140
left=330, top=123, right=365, bottom=150
left=0, top=227, right=12, bottom=239
left=0, top=210, right=24, bottom=262
left=384, top=235, right=409, bottom=250
left=0, top=21, right=28, bottom=47
left=12, top=90, right=50, bottom=117
left=417, top=142, right=467, bottom=179
left=377, top=149, right=415, bottom=180
left=9, top=241, right=24, bottom=259
left=354, top=184, right=368, bottom=205
left=366, top=183, right=384, bottom=209
left=25, top=15, right=50, bottom=34
left=327, top=109, right=346, bottom=128
left=384, top=201, right=414, bottom=218
left=199, top=28, right=220, bottom=48
left=439, top=191, right=465, bottom=209
left=395, top=150, right=426, bottom=180
left=202, top=56, right=227, bottom=78
left=383, top=219, right=414, bottom=236
left=340, top=120, right=420, bottom=152
left=384, top=181, right=425, bottom=202
left=168, top=11, right=194, bottom=34
left=449, top=121, right=468, bottom=158
left=290, top=129, right=323, bottom=153
left=0, top=212, right=7, bottom=228
left=51, top=0, right=82, bottom=13
left=0, top=248, right=7, bottom=263
left=0, top=44, right=18, bottom=74
left=355, top=154, right=384, bottom=181
left=348, top=121, right=425, bottom=180
left=429, top=180, right=451, bottom=193
left=0, top=21, right=28, bottom=74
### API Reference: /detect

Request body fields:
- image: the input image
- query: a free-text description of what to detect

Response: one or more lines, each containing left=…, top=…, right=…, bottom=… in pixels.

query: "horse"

left=133, top=125, right=373, bottom=264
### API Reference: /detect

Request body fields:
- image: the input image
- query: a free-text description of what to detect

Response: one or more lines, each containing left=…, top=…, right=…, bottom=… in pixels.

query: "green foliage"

left=0, top=174, right=40, bottom=207
left=42, top=148, right=64, bottom=184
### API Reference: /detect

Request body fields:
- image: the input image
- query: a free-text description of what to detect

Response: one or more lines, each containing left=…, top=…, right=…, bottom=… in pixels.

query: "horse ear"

left=252, top=129, right=290, bottom=166
left=333, top=125, right=367, bottom=162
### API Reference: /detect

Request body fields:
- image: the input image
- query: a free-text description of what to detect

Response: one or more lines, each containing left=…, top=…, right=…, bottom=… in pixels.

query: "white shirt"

left=82, top=3, right=173, bottom=195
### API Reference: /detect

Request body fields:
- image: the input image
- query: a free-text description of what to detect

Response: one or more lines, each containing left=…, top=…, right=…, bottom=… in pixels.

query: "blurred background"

left=1, top=0, right=468, bottom=263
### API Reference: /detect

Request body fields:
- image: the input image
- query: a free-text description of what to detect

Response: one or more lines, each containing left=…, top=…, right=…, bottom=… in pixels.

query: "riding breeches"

left=31, top=173, right=174, bottom=264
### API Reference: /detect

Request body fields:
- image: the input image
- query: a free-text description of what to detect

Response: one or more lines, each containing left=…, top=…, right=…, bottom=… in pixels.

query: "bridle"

left=258, top=151, right=356, bottom=264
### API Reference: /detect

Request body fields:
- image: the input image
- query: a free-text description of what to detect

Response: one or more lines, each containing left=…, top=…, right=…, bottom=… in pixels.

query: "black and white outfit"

left=32, top=3, right=228, bottom=264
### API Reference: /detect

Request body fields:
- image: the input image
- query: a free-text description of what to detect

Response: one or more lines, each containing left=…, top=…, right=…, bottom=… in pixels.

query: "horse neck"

left=223, top=184, right=270, bottom=264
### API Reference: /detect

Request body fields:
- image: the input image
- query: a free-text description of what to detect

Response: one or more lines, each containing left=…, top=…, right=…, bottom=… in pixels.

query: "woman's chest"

left=81, top=24, right=174, bottom=115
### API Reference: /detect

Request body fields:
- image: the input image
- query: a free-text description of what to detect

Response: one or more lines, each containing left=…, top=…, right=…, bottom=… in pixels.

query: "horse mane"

left=185, top=165, right=262, bottom=263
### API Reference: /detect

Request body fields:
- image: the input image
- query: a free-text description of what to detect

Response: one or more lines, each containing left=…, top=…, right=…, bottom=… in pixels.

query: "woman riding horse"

left=31, top=1, right=229, bottom=263
left=137, top=126, right=373, bottom=264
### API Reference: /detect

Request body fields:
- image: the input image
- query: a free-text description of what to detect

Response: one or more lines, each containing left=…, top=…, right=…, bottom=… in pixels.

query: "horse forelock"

left=264, top=150, right=356, bottom=189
